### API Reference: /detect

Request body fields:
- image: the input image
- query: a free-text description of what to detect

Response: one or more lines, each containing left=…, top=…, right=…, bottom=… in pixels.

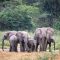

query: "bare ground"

left=0, top=49, right=60, bottom=60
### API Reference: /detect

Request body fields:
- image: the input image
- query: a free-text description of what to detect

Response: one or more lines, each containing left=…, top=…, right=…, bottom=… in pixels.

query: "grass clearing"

left=0, top=30, right=60, bottom=50
left=0, top=30, right=60, bottom=60
left=0, top=51, right=59, bottom=60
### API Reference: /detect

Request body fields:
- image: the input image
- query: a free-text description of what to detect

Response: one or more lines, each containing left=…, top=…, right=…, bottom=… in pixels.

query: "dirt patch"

left=0, top=51, right=60, bottom=60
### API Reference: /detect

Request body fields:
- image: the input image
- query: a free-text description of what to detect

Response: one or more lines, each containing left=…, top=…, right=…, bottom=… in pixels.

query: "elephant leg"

left=14, top=41, right=18, bottom=52
left=43, top=40, right=47, bottom=51
left=51, top=39, right=55, bottom=51
left=9, top=45, right=12, bottom=52
left=24, top=42, right=29, bottom=52
left=40, top=43, right=43, bottom=51
left=23, top=44, right=25, bottom=52
left=11, top=43, right=15, bottom=52
left=32, top=45, right=35, bottom=52
left=49, top=43, right=51, bottom=52
left=29, top=46, right=32, bottom=52
left=34, top=44, right=37, bottom=52
left=10, top=40, right=17, bottom=52
left=43, top=37, right=47, bottom=51
left=20, top=40, right=25, bottom=52
left=20, top=43, right=24, bottom=52
left=39, top=38, right=43, bottom=51
left=36, top=43, right=38, bottom=52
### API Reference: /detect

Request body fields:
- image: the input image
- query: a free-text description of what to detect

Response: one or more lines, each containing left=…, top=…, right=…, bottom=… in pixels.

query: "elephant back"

left=16, top=31, right=30, bottom=42
left=9, top=31, right=17, bottom=37
left=34, top=27, right=47, bottom=39
left=9, top=35, right=17, bottom=41
left=34, top=28, right=42, bottom=39
left=46, top=27, right=54, bottom=39
left=40, top=27, right=47, bottom=38
left=21, top=31, right=30, bottom=42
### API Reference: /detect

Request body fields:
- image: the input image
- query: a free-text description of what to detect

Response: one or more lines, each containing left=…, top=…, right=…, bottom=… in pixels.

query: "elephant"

left=2, top=31, right=18, bottom=52
left=34, top=27, right=55, bottom=51
left=47, top=38, right=55, bottom=52
left=9, top=35, right=18, bottom=52
left=34, top=27, right=47, bottom=51
left=16, top=31, right=30, bottom=52
left=27, top=38, right=37, bottom=52
left=46, top=27, right=55, bottom=52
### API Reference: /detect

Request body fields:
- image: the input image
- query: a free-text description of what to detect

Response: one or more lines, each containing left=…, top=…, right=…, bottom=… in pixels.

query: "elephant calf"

left=2, top=31, right=18, bottom=52
left=47, top=38, right=55, bottom=52
left=27, top=38, right=37, bottom=52
left=9, top=35, right=18, bottom=52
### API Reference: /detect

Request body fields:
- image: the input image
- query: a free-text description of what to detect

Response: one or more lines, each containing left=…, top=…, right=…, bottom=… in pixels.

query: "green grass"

left=37, top=56, right=49, bottom=60
left=0, top=31, right=10, bottom=48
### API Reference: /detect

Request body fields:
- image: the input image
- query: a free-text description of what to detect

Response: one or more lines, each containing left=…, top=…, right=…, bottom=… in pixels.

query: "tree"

left=0, top=5, right=39, bottom=30
left=39, top=0, right=60, bottom=17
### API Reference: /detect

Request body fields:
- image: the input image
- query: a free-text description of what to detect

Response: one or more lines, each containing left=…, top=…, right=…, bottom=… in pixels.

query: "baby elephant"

left=27, top=38, right=37, bottom=52
left=9, top=35, right=18, bottom=52
left=47, top=38, right=55, bottom=52
left=2, top=31, right=18, bottom=52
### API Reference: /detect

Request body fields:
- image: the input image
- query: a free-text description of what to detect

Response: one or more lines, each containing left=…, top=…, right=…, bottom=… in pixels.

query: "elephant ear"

left=5, top=31, right=10, bottom=39
left=47, top=27, right=54, bottom=35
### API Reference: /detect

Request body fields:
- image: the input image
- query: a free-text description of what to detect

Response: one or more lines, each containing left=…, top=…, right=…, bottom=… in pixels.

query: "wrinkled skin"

left=34, top=27, right=55, bottom=51
left=9, top=35, right=18, bottom=52
left=2, top=31, right=18, bottom=52
left=27, top=38, right=37, bottom=52
left=16, top=31, right=30, bottom=52
left=34, top=27, right=47, bottom=51
left=46, top=27, right=55, bottom=52
left=47, top=38, right=55, bottom=52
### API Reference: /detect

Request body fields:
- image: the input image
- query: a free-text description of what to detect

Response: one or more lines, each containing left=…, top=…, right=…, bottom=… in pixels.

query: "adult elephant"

left=2, top=31, right=18, bottom=52
left=34, top=27, right=47, bottom=51
left=46, top=27, right=55, bottom=52
left=34, top=27, right=55, bottom=51
left=16, top=31, right=30, bottom=52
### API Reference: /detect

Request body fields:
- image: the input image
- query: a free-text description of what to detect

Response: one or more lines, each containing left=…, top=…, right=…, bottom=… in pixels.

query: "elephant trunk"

left=2, top=39, right=4, bottom=51
left=54, top=41, right=55, bottom=51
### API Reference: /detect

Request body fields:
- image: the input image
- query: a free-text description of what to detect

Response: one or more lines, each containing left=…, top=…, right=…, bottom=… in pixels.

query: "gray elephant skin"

left=34, top=27, right=55, bottom=51
left=16, top=31, right=30, bottom=52
left=2, top=31, right=18, bottom=52
left=46, top=27, right=55, bottom=52
left=27, top=38, right=37, bottom=52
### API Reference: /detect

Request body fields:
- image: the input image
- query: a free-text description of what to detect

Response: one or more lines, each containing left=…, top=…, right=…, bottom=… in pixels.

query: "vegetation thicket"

left=0, top=0, right=60, bottom=31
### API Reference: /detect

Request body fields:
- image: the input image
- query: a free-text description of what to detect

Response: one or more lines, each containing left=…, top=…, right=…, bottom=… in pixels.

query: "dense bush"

left=0, top=0, right=60, bottom=31
left=0, top=5, right=39, bottom=30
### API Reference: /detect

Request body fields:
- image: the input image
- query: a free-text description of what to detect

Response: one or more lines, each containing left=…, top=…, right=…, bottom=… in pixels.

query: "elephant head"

left=2, top=31, right=17, bottom=51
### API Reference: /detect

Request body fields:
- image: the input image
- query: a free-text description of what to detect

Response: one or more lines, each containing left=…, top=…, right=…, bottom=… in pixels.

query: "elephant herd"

left=2, top=27, right=55, bottom=52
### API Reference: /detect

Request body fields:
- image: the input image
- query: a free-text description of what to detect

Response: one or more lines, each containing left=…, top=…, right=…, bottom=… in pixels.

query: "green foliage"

left=0, top=5, right=39, bottom=30
left=37, top=55, right=49, bottom=60
left=54, top=21, right=60, bottom=30
left=39, top=0, right=60, bottom=17
left=0, top=0, right=60, bottom=30
left=53, top=17, right=60, bottom=30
